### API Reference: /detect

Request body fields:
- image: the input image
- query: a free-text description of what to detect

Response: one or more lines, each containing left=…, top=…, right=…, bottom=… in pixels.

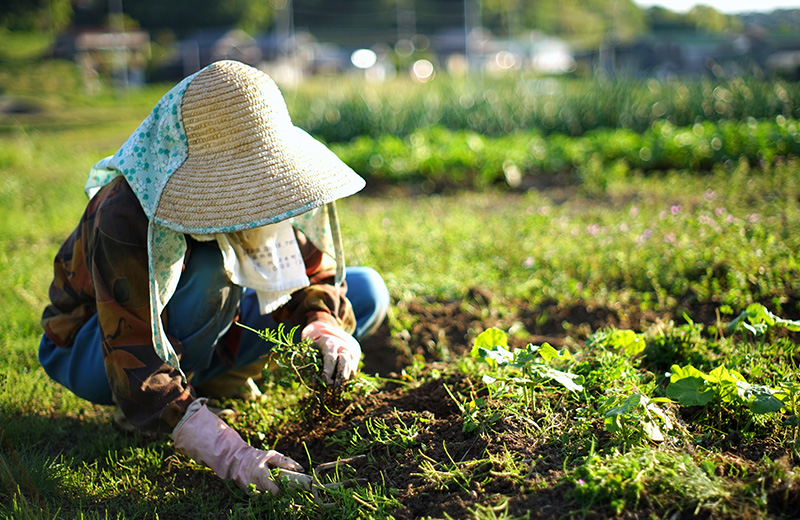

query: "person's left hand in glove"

left=301, top=321, right=361, bottom=385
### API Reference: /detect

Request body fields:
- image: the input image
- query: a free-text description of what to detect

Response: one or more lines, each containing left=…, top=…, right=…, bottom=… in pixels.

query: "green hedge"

left=330, top=117, right=800, bottom=188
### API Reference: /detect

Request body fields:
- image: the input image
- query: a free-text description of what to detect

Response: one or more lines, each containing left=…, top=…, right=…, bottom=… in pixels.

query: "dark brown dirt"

left=270, top=374, right=581, bottom=519
left=359, top=290, right=726, bottom=378
left=257, top=290, right=800, bottom=519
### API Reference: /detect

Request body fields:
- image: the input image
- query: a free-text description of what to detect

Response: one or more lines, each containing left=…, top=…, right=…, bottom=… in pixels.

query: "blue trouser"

left=39, top=241, right=390, bottom=405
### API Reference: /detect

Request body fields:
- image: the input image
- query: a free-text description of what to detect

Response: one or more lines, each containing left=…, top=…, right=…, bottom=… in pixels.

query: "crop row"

left=288, top=76, right=800, bottom=143
left=330, top=117, right=800, bottom=188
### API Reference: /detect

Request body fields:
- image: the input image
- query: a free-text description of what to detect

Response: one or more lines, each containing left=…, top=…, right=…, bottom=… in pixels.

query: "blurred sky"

left=634, top=0, right=800, bottom=13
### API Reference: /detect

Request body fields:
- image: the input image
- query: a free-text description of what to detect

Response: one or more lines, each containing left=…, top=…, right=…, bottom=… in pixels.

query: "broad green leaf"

left=746, top=303, right=776, bottom=326
left=586, top=328, right=645, bottom=356
left=740, top=383, right=785, bottom=414
left=472, top=328, right=508, bottom=358
left=604, top=416, right=624, bottom=433
left=669, top=364, right=708, bottom=383
left=646, top=402, right=673, bottom=433
left=743, top=321, right=769, bottom=335
left=641, top=417, right=665, bottom=442
left=728, top=309, right=759, bottom=334
left=604, top=415, right=622, bottom=434
left=649, top=397, right=675, bottom=404
left=748, top=395, right=784, bottom=414
left=482, top=375, right=498, bottom=385
left=707, top=367, right=746, bottom=404
left=775, top=316, right=800, bottom=332
left=717, top=380, right=739, bottom=405
left=727, top=304, right=800, bottom=334
left=603, top=393, right=644, bottom=418
left=666, top=376, right=715, bottom=406
left=536, top=366, right=584, bottom=392
left=707, top=366, right=747, bottom=385
left=611, top=330, right=646, bottom=356
left=537, top=342, right=574, bottom=363
left=477, top=345, right=514, bottom=368
left=785, top=415, right=800, bottom=427
left=511, top=345, right=538, bottom=368
left=602, top=393, right=671, bottom=442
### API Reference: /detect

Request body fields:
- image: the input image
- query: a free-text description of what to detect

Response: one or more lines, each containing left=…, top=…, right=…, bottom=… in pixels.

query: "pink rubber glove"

left=172, top=401, right=304, bottom=494
left=301, top=321, right=362, bottom=384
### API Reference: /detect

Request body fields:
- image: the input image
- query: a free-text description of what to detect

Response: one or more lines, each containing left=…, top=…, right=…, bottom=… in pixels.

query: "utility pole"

left=276, top=0, right=297, bottom=81
left=464, top=0, right=481, bottom=81
left=396, top=0, right=416, bottom=43
left=277, top=0, right=294, bottom=48
left=109, top=0, right=128, bottom=91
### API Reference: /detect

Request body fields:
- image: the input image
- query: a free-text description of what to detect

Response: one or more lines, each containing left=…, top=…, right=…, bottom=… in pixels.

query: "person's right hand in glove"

left=301, top=320, right=362, bottom=385
left=172, top=400, right=304, bottom=494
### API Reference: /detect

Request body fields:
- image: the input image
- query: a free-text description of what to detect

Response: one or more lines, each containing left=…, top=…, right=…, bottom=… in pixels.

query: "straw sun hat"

left=154, top=59, right=365, bottom=233
left=84, top=60, right=364, bottom=373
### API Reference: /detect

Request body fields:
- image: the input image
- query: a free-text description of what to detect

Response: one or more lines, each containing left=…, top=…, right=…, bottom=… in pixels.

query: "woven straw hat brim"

left=152, top=60, right=365, bottom=234
left=156, top=126, right=364, bottom=233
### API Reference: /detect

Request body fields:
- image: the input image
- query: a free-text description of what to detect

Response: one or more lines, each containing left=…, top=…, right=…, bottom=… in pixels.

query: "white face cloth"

left=193, top=220, right=310, bottom=315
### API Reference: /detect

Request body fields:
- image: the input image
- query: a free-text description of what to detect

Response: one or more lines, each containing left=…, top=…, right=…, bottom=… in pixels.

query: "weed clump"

left=236, top=323, right=345, bottom=414
left=570, top=447, right=731, bottom=516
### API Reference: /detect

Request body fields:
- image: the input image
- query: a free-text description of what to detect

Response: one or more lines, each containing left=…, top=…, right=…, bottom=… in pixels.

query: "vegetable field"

left=2, top=56, right=800, bottom=519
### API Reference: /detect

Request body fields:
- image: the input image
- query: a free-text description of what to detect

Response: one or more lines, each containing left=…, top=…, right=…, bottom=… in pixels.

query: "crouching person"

left=38, top=60, right=390, bottom=494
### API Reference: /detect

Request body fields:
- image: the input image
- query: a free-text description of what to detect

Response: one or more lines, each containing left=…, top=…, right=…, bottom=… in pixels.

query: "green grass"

left=341, top=161, right=800, bottom=313
left=2, top=56, right=800, bottom=519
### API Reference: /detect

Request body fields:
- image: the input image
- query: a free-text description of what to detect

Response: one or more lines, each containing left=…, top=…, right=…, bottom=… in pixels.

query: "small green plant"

left=586, top=328, right=646, bottom=357
left=727, top=303, right=800, bottom=336
left=411, top=442, right=488, bottom=493
left=581, top=327, right=676, bottom=447
left=666, top=364, right=785, bottom=415
left=571, top=447, right=730, bottom=516
left=600, top=391, right=674, bottom=447
left=471, top=328, right=584, bottom=409
left=443, top=383, right=503, bottom=436
left=779, top=382, right=800, bottom=453
left=237, top=323, right=324, bottom=392
left=327, top=409, right=425, bottom=457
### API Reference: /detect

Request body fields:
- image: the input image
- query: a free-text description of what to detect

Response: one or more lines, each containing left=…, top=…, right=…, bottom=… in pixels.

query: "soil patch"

left=265, top=290, right=800, bottom=519
left=269, top=374, right=583, bottom=520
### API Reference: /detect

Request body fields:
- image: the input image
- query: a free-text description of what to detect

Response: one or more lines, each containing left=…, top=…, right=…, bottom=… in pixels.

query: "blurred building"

left=432, top=28, right=575, bottom=76
left=53, top=6, right=800, bottom=85
left=577, top=27, right=800, bottom=79
left=177, top=28, right=261, bottom=77
left=53, top=29, right=150, bottom=92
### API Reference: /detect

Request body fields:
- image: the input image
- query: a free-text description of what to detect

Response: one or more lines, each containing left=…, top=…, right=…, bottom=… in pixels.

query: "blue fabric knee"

left=39, top=241, right=240, bottom=404
left=346, top=266, right=391, bottom=339
left=39, top=314, right=114, bottom=405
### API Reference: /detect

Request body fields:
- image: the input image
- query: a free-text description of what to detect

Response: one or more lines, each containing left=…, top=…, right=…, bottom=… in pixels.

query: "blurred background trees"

left=0, top=0, right=746, bottom=43
left=1, top=0, right=797, bottom=89
left=1, top=0, right=73, bottom=33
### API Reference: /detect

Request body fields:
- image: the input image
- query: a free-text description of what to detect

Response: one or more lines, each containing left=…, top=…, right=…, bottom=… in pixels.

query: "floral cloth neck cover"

left=85, top=70, right=344, bottom=378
